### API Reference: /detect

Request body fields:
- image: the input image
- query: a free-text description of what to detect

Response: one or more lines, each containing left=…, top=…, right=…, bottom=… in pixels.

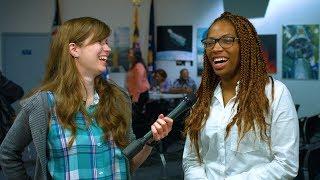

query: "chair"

left=302, top=142, right=320, bottom=180
left=145, top=99, right=190, bottom=179
left=299, top=117, right=308, bottom=145
left=132, top=91, right=151, bottom=138
left=295, top=104, right=300, bottom=113
left=303, top=114, right=320, bottom=144
left=296, top=114, right=320, bottom=179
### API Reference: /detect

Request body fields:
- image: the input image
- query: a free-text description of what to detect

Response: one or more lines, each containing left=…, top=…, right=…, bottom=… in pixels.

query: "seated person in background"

left=150, top=68, right=172, bottom=93
left=170, top=68, right=197, bottom=94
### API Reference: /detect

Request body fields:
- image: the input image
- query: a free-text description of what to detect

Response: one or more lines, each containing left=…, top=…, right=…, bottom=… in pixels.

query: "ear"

left=69, top=43, right=79, bottom=58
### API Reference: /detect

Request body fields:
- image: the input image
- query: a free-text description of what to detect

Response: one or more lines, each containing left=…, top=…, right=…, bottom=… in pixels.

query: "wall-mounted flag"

left=51, top=0, right=61, bottom=36
left=147, top=0, right=156, bottom=73
left=132, top=5, right=141, bottom=53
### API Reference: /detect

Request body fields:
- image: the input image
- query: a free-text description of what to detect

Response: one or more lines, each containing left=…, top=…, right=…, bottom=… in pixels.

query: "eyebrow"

left=207, top=33, right=236, bottom=38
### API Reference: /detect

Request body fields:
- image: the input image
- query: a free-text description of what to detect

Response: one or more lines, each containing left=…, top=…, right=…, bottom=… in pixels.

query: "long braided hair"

left=184, top=12, right=272, bottom=162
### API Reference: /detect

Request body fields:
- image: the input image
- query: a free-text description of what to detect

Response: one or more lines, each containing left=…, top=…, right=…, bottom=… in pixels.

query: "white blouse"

left=183, top=79, right=299, bottom=180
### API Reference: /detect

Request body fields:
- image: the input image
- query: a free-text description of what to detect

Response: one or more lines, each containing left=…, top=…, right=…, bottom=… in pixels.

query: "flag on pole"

left=52, top=0, right=61, bottom=36
left=132, top=5, right=141, bottom=52
left=147, top=0, right=156, bottom=73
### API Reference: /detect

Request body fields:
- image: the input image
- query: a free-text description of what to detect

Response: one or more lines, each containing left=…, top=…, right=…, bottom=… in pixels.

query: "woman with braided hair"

left=183, top=12, right=299, bottom=179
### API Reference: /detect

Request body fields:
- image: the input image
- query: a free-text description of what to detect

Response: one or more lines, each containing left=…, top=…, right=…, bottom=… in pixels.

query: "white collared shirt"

left=183, top=79, right=299, bottom=180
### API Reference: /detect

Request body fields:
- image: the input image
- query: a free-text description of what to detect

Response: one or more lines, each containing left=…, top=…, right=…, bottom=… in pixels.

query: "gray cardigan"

left=0, top=86, right=136, bottom=180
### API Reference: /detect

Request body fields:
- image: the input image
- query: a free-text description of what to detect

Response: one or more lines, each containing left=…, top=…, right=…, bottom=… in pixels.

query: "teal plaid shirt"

left=46, top=92, right=128, bottom=180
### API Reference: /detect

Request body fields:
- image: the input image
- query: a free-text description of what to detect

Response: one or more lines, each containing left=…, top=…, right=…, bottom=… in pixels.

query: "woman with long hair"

left=0, top=17, right=172, bottom=180
left=183, top=12, right=299, bottom=179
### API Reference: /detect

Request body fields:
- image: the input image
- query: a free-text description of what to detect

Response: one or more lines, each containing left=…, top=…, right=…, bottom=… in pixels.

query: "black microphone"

left=123, top=93, right=196, bottom=159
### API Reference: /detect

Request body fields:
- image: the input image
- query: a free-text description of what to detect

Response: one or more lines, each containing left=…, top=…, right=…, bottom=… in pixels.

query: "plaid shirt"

left=47, top=92, right=128, bottom=180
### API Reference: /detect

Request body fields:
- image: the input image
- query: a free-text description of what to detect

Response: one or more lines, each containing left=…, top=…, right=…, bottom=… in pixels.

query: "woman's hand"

left=151, top=114, right=173, bottom=141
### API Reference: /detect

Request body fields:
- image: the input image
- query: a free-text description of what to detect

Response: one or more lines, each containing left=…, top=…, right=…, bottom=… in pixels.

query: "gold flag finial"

left=132, top=0, right=142, bottom=6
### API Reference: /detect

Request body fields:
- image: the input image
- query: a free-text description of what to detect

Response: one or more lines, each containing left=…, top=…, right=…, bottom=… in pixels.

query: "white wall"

left=250, top=0, right=320, bottom=117
left=1, top=0, right=319, bottom=117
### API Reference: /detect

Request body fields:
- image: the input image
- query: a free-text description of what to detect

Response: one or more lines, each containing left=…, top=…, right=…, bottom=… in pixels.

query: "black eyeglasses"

left=201, top=35, right=239, bottom=50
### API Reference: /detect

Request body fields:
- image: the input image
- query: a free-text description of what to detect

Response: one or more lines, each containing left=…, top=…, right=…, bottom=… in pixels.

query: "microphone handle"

left=123, top=102, right=188, bottom=159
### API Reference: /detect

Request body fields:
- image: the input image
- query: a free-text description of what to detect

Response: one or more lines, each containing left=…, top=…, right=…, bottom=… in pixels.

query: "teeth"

left=99, top=56, right=107, bottom=61
left=213, top=57, right=228, bottom=64
left=213, top=57, right=227, bottom=62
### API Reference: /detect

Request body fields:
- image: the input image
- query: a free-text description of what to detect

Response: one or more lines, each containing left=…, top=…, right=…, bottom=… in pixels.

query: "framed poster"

left=259, top=35, right=277, bottom=74
left=282, top=25, right=319, bottom=80
left=157, top=26, right=192, bottom=61
left=197, top=28, right=208, bottom=76
left=109, top=27, right=130, bottom=72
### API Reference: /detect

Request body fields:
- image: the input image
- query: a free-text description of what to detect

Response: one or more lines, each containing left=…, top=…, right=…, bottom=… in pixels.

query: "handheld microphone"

left=123, top=93, right=196, bottom=159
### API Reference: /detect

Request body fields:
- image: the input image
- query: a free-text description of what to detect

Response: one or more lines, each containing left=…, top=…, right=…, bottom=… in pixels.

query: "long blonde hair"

left=184, top=12, right=272, bottom=162
left=34, top=17, right=131, bottom=148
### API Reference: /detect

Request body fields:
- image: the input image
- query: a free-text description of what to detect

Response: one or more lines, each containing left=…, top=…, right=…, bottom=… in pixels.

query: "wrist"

left=146, top=140, right=158, bottom=147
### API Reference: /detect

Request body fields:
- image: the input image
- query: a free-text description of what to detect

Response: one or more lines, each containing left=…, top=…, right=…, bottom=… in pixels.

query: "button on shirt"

left=183, top=79, right=299, bottom=180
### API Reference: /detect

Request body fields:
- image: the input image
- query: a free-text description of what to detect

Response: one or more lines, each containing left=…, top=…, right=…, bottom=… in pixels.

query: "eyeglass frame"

left=201, top=35, right=240, bottom=50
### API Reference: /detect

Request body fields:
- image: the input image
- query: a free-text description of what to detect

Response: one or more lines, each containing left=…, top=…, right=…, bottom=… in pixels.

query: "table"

left=149, top=92, right=186, bottom=100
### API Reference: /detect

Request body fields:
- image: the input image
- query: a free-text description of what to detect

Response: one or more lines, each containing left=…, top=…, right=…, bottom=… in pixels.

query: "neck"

left=81, top=75, right=95, bottom=103
left=220, top=76, right=239, bottom=93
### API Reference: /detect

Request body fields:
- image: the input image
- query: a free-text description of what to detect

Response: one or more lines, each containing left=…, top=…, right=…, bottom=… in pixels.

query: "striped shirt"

left=47, top=92, right=128, bottom=180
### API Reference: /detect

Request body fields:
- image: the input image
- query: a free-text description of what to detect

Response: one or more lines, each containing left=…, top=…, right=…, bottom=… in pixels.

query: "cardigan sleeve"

left=0, top=96, right=34, bottom=179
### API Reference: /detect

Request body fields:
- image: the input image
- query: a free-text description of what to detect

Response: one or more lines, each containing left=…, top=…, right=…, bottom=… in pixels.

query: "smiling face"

left=73, top=35, right=111, bottom=78
left=205, top=20, right=240, bottom=81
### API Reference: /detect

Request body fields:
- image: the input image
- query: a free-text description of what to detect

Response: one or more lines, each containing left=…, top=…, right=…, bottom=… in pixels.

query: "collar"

left=213, top=81, right=240, bottom=104
left=92, top=91, right=100, bottom=105
left=85, top=91, right=100, bottom=106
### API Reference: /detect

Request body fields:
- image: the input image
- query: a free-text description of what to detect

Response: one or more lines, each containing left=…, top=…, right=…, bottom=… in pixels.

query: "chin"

left=99, top=66, right=107, bottom=72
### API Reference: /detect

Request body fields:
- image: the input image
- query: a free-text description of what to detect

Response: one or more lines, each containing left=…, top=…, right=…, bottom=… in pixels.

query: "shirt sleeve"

left=172, top=79, right=180, bottom=88
left=183, top=135, right=209, bottom=180
left=0, top=100, right=33, bottom=179
left=226, top=84, right=299, bottom=180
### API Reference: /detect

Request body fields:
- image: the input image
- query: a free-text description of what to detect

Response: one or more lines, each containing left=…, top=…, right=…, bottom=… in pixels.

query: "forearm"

left=225, top=159, right=298, bottom=180
left=169, top=87, right=187, bottom=94
left=130, top=145, right=153, bottom=172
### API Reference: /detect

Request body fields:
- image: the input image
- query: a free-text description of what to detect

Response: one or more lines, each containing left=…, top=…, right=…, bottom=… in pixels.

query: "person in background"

left=170, top=68, right=197, bottom=94
left=150, top=68, right=172, bottom=93
left=0, top=70, right=24, bottom=144
left=0, top=17, right=172, bottom=180
left=126, top=48, right=151, bottom=138
left=126, top=48, right=150, bottom=104
left=183, top=12, right=299, bottom=179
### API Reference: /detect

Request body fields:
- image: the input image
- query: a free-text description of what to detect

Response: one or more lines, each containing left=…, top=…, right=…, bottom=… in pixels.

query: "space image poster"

left=156, top=26, right=192, bottom=61
left=282, top=25, right=319, bottom=80
left=197, top=28, right=208, bottom=76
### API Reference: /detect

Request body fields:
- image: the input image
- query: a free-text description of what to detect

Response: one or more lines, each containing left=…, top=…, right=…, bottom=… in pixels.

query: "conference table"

left=148, top=92, right=186, bottom=100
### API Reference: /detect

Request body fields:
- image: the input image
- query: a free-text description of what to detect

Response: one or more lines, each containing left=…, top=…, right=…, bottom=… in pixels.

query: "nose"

left=103, top=44, right=111, bottom=52
left=212, top=41, right=223, bottom=52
